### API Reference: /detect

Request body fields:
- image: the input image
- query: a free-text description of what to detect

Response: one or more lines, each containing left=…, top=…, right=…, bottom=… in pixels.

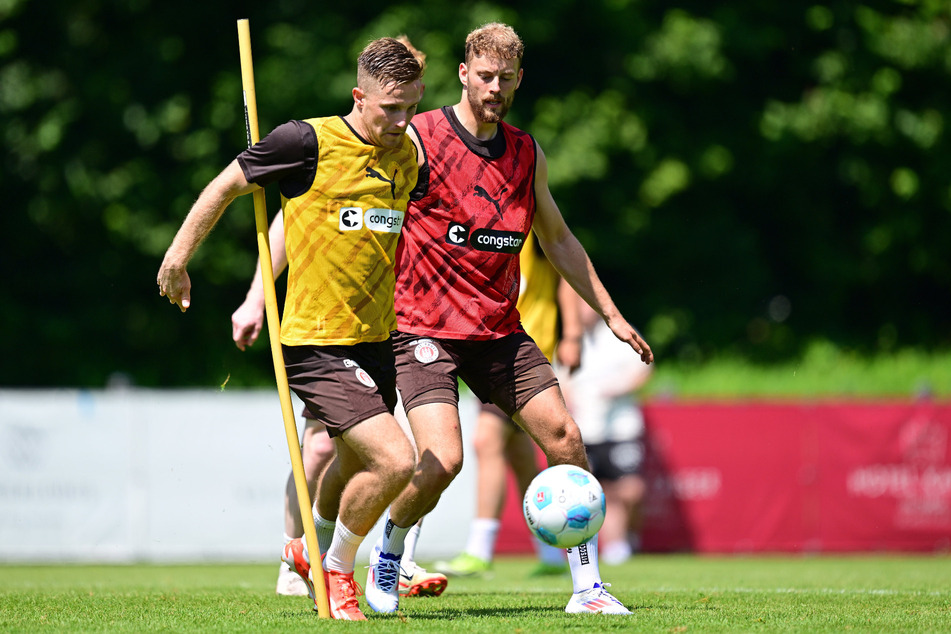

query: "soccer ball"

left=522, top=464, right=605, bottom=548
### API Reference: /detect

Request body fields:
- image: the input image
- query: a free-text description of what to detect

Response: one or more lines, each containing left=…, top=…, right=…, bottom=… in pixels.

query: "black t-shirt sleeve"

left=236, top=120, right=318, bottom=198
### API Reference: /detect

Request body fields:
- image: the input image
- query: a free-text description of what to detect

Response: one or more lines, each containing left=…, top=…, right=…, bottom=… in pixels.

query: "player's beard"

left=468, top=88, right=512, bottom=124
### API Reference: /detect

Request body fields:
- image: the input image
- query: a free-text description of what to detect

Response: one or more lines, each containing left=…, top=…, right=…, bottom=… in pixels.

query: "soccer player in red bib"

left=364, top=23, right=653, bottom=616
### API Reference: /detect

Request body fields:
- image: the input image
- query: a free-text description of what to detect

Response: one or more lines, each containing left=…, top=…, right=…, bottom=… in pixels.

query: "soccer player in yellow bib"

left=229, top=35, right=447, bottom=604
left=157, top=37, right=424, bottom=621
left=232, top=208, right=448, bottom=600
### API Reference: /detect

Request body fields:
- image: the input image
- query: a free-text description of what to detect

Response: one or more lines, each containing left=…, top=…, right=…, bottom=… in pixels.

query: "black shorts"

left=283, top=340, right=397, bottom=438
left=585, top=440, right=646, bottom=481
left=392, top=329, right=558, bottom=417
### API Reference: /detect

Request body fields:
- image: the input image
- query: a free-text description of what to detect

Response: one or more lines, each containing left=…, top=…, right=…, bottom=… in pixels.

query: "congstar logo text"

left=471, top=228, right=525, bottom=254
left=339, top=207, right=404, bottom=233
left=444, top=223, right=525, bottom=254
left=365, top=208, right=404, bottom=233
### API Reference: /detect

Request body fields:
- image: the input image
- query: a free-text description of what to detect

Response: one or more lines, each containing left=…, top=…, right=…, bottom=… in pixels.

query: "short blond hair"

left=395, top=35, right=427, bottom=74
left=357, top=37, right=424, bottom=91
left=464, top=22, right=524, bottom=66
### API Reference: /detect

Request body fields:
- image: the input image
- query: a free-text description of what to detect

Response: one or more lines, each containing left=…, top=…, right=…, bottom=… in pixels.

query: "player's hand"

left=608, top=318, right=654, bottom=365
left=231, top=297, right=265, bottom=351
left=556, top=337, right=582, bottom=374
left=156, top=263, right=191, bottom=313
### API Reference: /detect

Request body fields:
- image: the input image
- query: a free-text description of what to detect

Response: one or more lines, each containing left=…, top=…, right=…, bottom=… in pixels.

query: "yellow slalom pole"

left=236, top=18, right=330, bottom=619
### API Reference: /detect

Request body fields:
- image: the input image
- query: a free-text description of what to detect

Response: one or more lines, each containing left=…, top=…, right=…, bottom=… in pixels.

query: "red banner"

left=496, top=400, right=951, bottom=553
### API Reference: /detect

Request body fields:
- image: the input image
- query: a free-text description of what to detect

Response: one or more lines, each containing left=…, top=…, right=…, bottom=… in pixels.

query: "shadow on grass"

left=383, top=590, right=660, bottom=620
left=391, top=607, right=566, bottom=620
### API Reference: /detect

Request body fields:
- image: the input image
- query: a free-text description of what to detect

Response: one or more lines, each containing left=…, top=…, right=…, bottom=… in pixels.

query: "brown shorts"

left=393, top=329, right=558, bottom=417
left=283, top=340, right=397, bottom=438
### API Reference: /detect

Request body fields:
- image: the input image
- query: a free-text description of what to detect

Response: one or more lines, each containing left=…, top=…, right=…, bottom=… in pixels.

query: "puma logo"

left=473, top=185, right=507, bottom=216
left=366, top=166, right=397, bottom=198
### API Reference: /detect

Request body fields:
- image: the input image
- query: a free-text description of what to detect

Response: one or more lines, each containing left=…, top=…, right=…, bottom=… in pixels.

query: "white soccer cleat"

left=399, top=561, right=448, bottom=597
left=281, top=538, right=317, bottom=606
left=276, top=560, right=310, bottom=596
left=565, top=582, right=632, bottom=615
left=366, top=551, right=402, bottom=613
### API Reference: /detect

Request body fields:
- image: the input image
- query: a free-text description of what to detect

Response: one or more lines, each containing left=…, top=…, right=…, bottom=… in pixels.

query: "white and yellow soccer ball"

left=522, top=464, right=605, bottom=548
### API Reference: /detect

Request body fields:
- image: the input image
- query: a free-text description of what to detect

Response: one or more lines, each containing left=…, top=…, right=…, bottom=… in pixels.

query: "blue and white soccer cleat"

left=565, top=582, right=631, bottom=615
left=366, top=550, right=402, bottom=613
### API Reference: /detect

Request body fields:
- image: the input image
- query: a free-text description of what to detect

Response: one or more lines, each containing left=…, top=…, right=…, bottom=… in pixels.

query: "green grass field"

left=643, top=345, right=951, bottom=399
left=2, top=554, right=949, bottom=632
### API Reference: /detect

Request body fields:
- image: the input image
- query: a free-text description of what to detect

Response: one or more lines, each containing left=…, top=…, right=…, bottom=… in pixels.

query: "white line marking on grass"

left=653, top=586, right=948, bottom=597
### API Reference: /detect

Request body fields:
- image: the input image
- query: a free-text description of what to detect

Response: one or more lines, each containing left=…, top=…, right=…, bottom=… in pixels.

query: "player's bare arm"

left=231, top=209, right=288, bottom=350
left=157, top=160, right=258, bottom=312
left=555, top=278, right=583, bottom=372
left=531, top=142, right=653, bottom=364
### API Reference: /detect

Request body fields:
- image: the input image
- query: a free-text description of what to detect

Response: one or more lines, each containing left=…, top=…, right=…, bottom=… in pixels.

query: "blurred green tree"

left=2, top=0, right=949, bottom=387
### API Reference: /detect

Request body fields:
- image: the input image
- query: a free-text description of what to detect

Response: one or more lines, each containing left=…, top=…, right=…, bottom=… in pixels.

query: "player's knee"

left=388, top=450, right=417, bottom=487
left=544, top=420, right=586, bottom=464
left=562, top=420, right=584, bottom=449
left=367, top=438, right=416, bottom=487
left=303, top=435, right=335, bottom=467
left=472, top=432, right=496, bottom=458
left=447, top=452, right=464, bottom=479
left=417, top=450, right=462, bottom=490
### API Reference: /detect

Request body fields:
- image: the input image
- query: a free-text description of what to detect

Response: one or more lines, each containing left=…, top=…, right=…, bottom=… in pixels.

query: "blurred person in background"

left=561, top=302, right=653, bottom=565
left=231, top=213, right=336, bottom=597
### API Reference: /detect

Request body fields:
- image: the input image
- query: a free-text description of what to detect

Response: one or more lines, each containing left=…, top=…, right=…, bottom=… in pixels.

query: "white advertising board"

left=0, top=389, right=478, bottom=563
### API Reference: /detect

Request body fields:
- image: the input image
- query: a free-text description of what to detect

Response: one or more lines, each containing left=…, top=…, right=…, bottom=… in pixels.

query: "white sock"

left=464, top=518, right=500, bottom=562
left=533, top=536, right=565, bottom=566
left=401, top=518, right=423, bottom=568
left=314, top=512, right=336, bottom=555
left=566, top=536, right=601, bottom=593
left=379, top=513, right=412, bottom=558
left=324, top=520, right=364, bottom=574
